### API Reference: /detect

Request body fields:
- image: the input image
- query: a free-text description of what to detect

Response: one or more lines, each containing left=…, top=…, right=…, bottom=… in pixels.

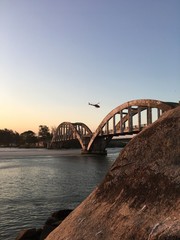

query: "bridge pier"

left=82, top=136, right=108, bottom=155
left=81, top=149, right=107, bottom=155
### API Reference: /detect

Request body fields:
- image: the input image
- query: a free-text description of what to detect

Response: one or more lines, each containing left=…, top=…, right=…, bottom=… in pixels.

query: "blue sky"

left=0, top=0, right=179, bottom=133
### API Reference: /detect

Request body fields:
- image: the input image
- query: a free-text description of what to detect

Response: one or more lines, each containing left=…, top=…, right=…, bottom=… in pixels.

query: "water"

left=0, top=147, right=121, bottom=240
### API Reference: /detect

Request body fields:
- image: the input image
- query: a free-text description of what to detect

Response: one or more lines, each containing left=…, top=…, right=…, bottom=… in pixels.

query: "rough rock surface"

left=46, top=106, right=180, bottom=240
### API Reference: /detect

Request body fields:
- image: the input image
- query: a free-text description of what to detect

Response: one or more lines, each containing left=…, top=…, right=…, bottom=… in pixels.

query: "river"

left=0, top=147, right=122, bottom=240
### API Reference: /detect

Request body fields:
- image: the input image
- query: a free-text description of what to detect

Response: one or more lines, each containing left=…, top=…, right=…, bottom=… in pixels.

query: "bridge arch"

left=73, top=122, right=92, bottom=135
left=51, top=122, right=92, bottom=150
left=87, top=99, right=178, bottom=152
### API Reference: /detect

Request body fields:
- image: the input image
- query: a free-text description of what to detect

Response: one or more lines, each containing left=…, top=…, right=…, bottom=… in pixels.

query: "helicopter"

left=88, top=102, right=100, bottom=108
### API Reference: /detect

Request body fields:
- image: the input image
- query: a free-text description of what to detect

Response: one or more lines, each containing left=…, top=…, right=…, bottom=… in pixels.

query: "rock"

left=15, top=209, right=73, bottom=240
left=51, top=209, right=73, bottom=221
left=40, top=209, right=73, bottom=240
left=46, top=106, right=180, bottom=240
left=40, top=224, right=55, bottom=240
left=15, top=228, right=42, bottom=240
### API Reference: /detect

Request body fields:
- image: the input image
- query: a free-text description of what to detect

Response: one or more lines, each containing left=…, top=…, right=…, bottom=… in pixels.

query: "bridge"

left=51, top=99, right=179, bottom=154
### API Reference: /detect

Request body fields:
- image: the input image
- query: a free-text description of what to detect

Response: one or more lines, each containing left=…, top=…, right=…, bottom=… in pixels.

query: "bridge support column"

left=81, top=149, right=107, bottom=155
left=138, top=106, right=141, bottom=131
left=128, top=107, right=133, bottom=132
left=82, top=136, right=107, bottom=155
left=147, top=107, right=152, bottom=125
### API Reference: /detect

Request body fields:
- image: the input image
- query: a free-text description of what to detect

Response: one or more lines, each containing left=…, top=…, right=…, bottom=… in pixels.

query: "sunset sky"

left=0, top=0, right=179, bottom=134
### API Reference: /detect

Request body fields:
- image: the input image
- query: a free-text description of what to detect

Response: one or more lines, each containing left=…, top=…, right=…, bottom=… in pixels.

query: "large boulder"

left=46, top=106, right=180, bottom=240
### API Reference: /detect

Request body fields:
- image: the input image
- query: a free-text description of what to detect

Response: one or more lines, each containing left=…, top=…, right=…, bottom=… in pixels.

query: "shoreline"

left=16, top=209, right=73, bottom=240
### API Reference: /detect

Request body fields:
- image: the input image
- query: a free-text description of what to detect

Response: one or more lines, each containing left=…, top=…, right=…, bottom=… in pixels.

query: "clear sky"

left=0, top=0, right=179, bottom=134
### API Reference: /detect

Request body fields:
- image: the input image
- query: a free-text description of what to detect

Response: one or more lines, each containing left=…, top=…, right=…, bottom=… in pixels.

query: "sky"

left=0, top=0, right=179, bottom=134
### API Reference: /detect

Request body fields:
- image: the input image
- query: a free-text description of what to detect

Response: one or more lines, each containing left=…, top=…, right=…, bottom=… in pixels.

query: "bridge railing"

left=99, top=124, right=147, bottom=136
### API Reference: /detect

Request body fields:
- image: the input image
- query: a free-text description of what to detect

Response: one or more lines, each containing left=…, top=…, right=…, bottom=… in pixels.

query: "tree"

left=0, top=129, right=20, bottom=146
left=20, top=130, right=37, bottom=147
left=38, top=125, right=51, bottom=147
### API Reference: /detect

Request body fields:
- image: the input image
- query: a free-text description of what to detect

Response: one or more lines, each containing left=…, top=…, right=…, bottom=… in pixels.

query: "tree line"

left=0, top=125, right=54, bottom=148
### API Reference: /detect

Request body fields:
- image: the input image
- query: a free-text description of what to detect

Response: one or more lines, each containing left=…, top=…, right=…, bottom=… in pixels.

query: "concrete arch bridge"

left=51, top=99, right=179, bottom=154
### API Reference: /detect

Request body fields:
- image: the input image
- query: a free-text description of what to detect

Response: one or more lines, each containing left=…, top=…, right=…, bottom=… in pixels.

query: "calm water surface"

left=0, top=147, right=121, bottom=240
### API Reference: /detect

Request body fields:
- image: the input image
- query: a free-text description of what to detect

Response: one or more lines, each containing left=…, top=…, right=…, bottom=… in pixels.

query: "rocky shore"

left=16, top=209, right=73, bottom=240
left=16, top=106, right=180, bottom=240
